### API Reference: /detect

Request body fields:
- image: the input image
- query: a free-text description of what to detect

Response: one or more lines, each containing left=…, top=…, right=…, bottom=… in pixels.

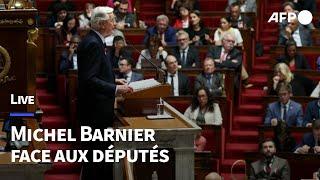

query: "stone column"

left=174, top=147, right=195, bottom=180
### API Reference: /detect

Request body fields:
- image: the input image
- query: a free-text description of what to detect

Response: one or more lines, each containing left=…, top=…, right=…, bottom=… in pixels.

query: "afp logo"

left=267, top=10, right=313, bottom=25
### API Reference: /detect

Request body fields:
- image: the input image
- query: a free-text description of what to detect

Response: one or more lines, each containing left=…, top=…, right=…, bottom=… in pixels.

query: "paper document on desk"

left=128, top=78, right=160, bottom=92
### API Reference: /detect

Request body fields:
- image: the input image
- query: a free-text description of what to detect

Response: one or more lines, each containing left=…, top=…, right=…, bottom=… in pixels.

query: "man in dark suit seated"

left=264, top=83, right=303, bottom=127
left=207, top=33, right=242, bottom=87
left=164, top=55, right=190, bottom=96
left=249, top=139, right=290, bottom=180
left=295, top=119, right=320, bottom=154
left=194, top=57, right=223, bottom=97
left=59, top=35, right=81, bottom=73
left=143, top=14, right=177, bottom=46
left=172, top=30, right=200, bottom=68
left=303, top=92, right=320, bottom=127
left=77, top=6, right=132, bottom=180
left=278, top=17, right=312, bottom=47
left=228, top=2, right=252, bottom=30
left=116, top=57, right=143, bottom=84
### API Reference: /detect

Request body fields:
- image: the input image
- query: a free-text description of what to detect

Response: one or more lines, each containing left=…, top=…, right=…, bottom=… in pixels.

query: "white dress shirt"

left=167, top=72, right=179, bottom=96
left=292, top=28, right=302, bottom=47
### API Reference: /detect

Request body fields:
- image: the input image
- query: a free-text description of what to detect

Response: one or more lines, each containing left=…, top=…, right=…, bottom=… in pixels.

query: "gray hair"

left=156, top=14, right=169, bottom=23
left=90, top=6, right=114, bottom=30
left=176, top=30, right=189, bottom=39
left=221, top=32, right=235, bottom=41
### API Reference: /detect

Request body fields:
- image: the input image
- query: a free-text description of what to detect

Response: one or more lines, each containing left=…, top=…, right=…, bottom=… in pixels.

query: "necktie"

left=265, top=163, right=271, bottom=174
left=220, top=51, right=227, bottom=62
left=181, top=50, right=186, bottom=66
left=170, top=74, right=175, bottom=95
left=206, top=74, right=212, bottom=88
left=282, top=105, right=287, bottom=121
left=124, top=75, right=128, bottom=83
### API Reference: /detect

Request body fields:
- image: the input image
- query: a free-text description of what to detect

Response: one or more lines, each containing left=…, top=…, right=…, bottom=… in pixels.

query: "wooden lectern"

left=115, top=84, right=201, bottom=180
left=0, top=9, right=38, bottom=115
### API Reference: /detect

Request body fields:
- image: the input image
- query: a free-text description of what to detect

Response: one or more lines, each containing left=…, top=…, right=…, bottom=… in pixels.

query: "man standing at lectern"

left=77, top=6, right=132, bottom=180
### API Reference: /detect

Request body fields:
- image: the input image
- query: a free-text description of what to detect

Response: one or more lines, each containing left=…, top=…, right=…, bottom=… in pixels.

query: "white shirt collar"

left=180, top=46, right=189, bottom=52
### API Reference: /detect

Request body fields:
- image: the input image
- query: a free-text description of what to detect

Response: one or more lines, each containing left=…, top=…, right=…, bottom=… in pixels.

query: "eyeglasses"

left=224, top=39, right=235, bottom=43
left=119, top=63, right=127, bottom=66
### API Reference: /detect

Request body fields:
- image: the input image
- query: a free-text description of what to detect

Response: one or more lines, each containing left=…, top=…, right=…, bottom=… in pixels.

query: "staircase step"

left=229, top=130, right=258, bottom=142
left=40, top=104, right=65, bottom=116
left=252, top=63, right=271, bottom=73
left=42, top=116, right=69, bottom=129
left=45, top=173, right=80, bottom=180
left=255, top=55, right=270, bottom=64
left=260, top=37, right=278, bottom=45
left=36, top=77, right=48, bottom=89
left=221, top=159, right=247, bottom=173
left=248, top=74, right=268, bottom=87
left=233, top=115, right=263, bottom=129
left=237, top=104, right=264, bottom=115
left=37, top=91, right=57, bottom=105
left=225, top=143, right=258, bottom=158
left=241, top=89, right=265, bottom=103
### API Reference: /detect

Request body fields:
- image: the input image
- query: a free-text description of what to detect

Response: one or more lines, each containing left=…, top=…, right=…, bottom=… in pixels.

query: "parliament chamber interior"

left=0, top=0, right=320, bottom=179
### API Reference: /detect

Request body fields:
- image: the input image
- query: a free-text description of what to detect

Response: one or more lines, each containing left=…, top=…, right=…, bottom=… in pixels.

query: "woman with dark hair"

left=185, top=10, right=212, bottom=45
left=173, top=5, right=190, bottom=29
left=184, top=87, right=222, bottom=125
left=136, top=35, right=167, bottom=69
left=56, top=15, right=78, bottom=45
left=110, top=36, right=132, bottom=68
left=276, top=40, right=311, bottom=70
left=171, top=0, right=200, bottom=17
left=214, top=16, right=243, bottom=46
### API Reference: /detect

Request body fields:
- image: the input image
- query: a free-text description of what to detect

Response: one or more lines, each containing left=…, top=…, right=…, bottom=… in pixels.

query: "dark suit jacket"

left=59, top=50, right=74, bottom=74
left=269, top=74, right=316, bottom=96
left=143, top=26, right=177, bottom=46
left=194, top=72, right=223, bottom=97
left=207, top=46, right=242, bottom=71
left=249, top=156, right=290, bottom=180
left=264, top=100, right=304, bottom=127
left=172, top=46, right=201, bottom=68
left=166, top=71, right=190, bottom=95
left=303, top=100, right=320, bottom=126
left=278, top=26, right=312, bottom=46
left=229, top=15, right=252, bottom=29
left=116, top=71, right=143, bottom=83
left=77, top=30, right=116, bottom=128
left=295, top=132, right=318, bottom=150
left=276, top=54, right=311, bottom=70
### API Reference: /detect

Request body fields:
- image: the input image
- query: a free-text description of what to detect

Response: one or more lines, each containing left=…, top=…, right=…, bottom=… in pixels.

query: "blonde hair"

left=274, top=63, right=294, bottom=83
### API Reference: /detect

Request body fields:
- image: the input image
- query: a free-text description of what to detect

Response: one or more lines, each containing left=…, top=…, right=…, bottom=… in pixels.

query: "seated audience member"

left=114, top=0, right=136, bottom=29
left=185, top=10, right=212, bottom=45
left=79, top=3, right=95, bottom=29
left=270, top=63, right=316, bottom=96
left=107, top=0, right=133, bottom=13
left=303, top=92, right=320, bottom=127
left=194, top=57, right=223, bottom=97
left=173, top=5, right=190, bottom=29
left=172, top=30, right=200, bottom=68
left=279, top=2, right=314, bottom=31
left=110, top=36, right=131, bottom=68
left=105, top=28, right=126, bottom=46
left=287, top=0, right=317, bottom=14
left=207, top=33, right=252, bottom=88
left=165, top=55, right=190, bottom=96
left=136, top=35, right=168, bottom=69
left=59, top=35, right=81, bottom=73
left=265, top=83, right=303, bottom=127
left=48, top=0, right=75, bottom=12
left=170, top=0, right=200, bottom=17
left=204, top=172, right=222, bottom=180
left=214, top=16, right=243, bottom=46
left=276, top=40, right=311, bottom=70
left=295, top=119, right=320, bottom=154
left=228, top=2, right=252, bottom=29
left=184, top=87, right=222, bottom=125
left=56, top=15, right=78, bottom=45
left=194, top=132, right=207, bottom=151
left=226, top=0, right=256, bottom=13
left=278, top=17, right=312, bottom=47
left=116, top=57, right=143, bottom=84
left=143, top=15, right=177, bottom=46
left=47, top=4, right=68, bottom=28
left=249, top=139, right=290, bottom=180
